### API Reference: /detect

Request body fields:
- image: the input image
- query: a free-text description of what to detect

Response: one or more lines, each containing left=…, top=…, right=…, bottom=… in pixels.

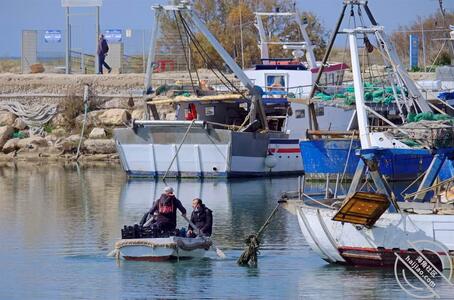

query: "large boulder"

left=45, top=134, right=60, bottom=145
left=50, top=113, right=67, bottom=127
left=2, top=138, right=19, bottom=153
left=131, top=108, right=145, bottom=120
left=52, top=128, right=67, bottom=137
left=17, top=137, right=48, bottom=149
left=0, top=126, right=14, bottom=149
left=83, top=139, right=116, bottom=154
left=89, top=127, right=107, bottom=139
left=75, top=110, right=103, bottom=127
left=57, top=134, right=82, bottom=152
left=101, top=98, right=133, bottom=109
left=13, top=118, right=27, bottom=130
left=97, top=109, right=131, bottom=126
left=0, top=112, right=16, bottom=126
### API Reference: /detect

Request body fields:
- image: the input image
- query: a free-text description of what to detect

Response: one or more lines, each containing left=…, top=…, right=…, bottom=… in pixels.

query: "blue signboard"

left=409, top=34, right=419, bottom=69
left=104, top=29, right=122, bottom=42
left=44, top=30, right=62, bottom=43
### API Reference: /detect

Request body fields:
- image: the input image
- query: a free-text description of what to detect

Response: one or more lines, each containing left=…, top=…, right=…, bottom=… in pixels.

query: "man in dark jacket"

left=143, top=186, right=186, bottom=234
left=187, top=198, right=212, bottom=237
left=97, top=34, right=112, bottom=74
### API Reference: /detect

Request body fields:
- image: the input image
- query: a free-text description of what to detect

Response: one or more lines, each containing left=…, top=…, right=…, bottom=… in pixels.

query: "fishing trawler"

left=286, top=0, right=454, bottom=267
left=295, top=0, right=454, bottom=181
left=291, top=146, right=454, bottom=267
left=114, top=4, right=338, bottom=178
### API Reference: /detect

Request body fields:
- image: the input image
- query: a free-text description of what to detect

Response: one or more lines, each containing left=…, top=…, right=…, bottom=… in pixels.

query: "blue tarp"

left=438, top=91, right=454, bottom=101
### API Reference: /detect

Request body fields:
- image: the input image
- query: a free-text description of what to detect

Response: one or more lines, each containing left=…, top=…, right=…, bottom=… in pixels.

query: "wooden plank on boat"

left=307, top=130, right=358, bottom=138
left=288, top=98, right=312, bottom=105
left=146, top=93, right=246, bottom=105
left=332, top=192, right=390, bottom=227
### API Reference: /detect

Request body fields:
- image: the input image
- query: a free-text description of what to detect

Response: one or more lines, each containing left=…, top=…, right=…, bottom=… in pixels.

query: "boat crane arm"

left=185, top=6, right=269, bottom=130
left=293, top=12, right=317, bottom=69
left=143, top=2, right=268, bottom=130
left=255, top=14, right=269, bottom=60
left=143, top=6, right=163, bottom=120
left=187, top=10, right=254, bottom=90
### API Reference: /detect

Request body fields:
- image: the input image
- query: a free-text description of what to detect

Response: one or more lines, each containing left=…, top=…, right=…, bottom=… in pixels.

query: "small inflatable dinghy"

left=113, top=236, right=212, bottom=261
left=109, top=224, right=212, bottom=261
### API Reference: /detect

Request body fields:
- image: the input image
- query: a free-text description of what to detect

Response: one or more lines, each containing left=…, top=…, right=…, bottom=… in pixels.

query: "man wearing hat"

left=143, top=186, right=186, bottom=234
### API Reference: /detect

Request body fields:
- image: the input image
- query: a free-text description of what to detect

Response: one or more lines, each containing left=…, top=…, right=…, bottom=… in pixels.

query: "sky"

left=0, top=0, right=453, bottom=57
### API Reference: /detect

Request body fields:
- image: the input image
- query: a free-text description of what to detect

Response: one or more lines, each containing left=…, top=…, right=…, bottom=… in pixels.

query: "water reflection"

left=1, top=162, right=449, bottom=299
left=118, top=177, right=306, bottom=249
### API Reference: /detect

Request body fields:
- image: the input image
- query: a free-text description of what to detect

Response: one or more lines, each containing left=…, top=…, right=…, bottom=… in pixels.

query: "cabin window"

left=336, top=72, right=344, bottom=85
left=266, top=75, right=286, bottom=91
left=205, top=106, right=215, bottom=116
left=330, top=73, right=335, bottom=85
left=295, top=109, right=305, bottom=118
left=315, top=107, right=325, bottom=116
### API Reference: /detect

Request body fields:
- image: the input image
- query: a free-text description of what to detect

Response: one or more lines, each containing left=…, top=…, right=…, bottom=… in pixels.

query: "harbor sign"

left=409, top=34, right=419, bottom=69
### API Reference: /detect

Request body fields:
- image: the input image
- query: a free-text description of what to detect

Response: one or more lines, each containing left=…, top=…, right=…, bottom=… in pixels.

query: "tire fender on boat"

left=265, top=155, right=277, bottom=169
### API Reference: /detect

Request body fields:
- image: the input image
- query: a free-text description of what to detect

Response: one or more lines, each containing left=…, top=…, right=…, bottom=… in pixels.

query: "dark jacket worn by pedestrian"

left=149, top=193, right=186, bottom=230
left=189, top=204, right=212, bottom=236
left=97, top=37, right=109, bottom=56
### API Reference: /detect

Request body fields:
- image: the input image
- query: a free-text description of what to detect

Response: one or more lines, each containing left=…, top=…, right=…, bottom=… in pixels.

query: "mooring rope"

left=162, top=119, right=196, bottom=183
left=237, top=201, right=283, bottom=266
left=76, top=85, right=89, bottom=159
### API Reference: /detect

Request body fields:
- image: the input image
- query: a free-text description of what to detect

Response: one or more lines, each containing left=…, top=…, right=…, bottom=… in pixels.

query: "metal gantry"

left=142, top=1, right=268, bottom=130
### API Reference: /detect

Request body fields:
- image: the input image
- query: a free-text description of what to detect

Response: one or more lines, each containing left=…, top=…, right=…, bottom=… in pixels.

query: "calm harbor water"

left=0, top=162, right=448, bottom=299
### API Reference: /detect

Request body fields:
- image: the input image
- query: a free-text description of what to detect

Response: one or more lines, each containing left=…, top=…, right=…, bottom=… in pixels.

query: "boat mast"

left=143, top=6, right=163, bottom=120
left=293, top=12, right=317, bottom=69
left=346, top=28, right=372, bottom=149
left=255, top=14, right=269, bottom=60
left=144, top=1, right=268, bottom=130
left=362, top=2, right=431, bottom=113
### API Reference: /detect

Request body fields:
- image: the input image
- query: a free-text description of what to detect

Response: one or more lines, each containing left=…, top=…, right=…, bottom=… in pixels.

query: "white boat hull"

left=114, top=125, right=303, bottom=178
left=296, top=205, right=454, bottom=267
left=115, top=237, right=211, bottom=261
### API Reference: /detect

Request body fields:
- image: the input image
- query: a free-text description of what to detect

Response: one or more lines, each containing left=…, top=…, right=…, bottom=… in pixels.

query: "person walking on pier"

left=97, top=34, right=112, bottom=74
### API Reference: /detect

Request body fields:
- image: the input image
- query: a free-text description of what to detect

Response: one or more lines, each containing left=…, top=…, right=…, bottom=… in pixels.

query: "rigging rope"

left=179, top=13, right=249, bottom=100
left=237, top=202, right=282, bottom=266
left=178, top=15, right=234, bottom=93
left=174, top=11, right=197, bottom=94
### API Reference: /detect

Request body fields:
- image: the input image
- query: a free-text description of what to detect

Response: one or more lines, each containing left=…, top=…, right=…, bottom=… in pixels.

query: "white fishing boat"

left=243, top=11, right=350, bottom=139
left=114, top=3, right=348, bottom=178
left=288, top=0, right=454, bottom=268
left=295, top=202, right=454, bottom=267
left=113, top=236, right=211, bottom=261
